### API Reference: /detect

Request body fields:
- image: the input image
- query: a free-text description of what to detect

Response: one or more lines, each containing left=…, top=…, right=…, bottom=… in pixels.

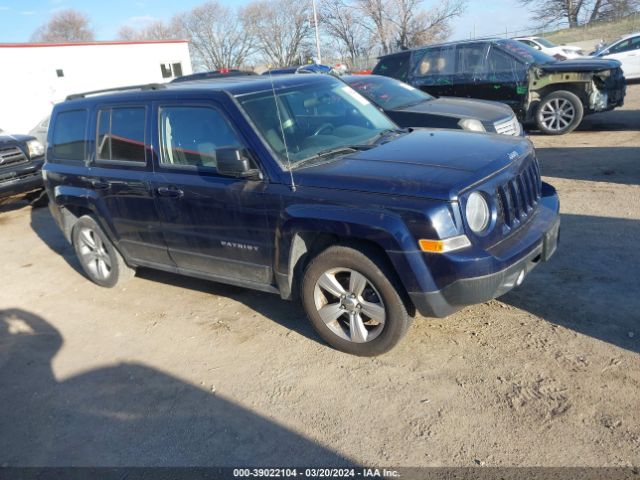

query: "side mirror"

left=216, top=147, right=261, bottom=179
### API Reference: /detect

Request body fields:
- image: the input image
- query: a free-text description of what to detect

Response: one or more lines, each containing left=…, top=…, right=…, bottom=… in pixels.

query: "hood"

left=395, top=97, right=513, bottom=124
left=0, top=133, right=35, bottom=145
left=538, top=57, right=621, bottom=72
left=293, top=130, right=532, bottom=201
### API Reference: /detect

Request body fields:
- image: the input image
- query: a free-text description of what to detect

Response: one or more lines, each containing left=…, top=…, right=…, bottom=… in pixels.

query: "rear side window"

left=414, top=46, right=456, bottom=77
left=159, top=106, right=244, bottom=171
left=372, top=52, right=411, bottom=81
left=97, top=107, right=146, bottom=163
left=52, top=109, right=87, bottom=161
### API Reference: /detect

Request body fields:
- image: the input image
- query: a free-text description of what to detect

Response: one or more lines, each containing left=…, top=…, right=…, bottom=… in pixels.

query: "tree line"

left=29, top=0, right=640, bottom=70
left=518, top=0, right=639, bottom=28
left=29, top=0, right=467, bottom=70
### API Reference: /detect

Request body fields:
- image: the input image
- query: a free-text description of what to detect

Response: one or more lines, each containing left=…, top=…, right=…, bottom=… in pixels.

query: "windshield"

left=535, top=37, right=556, bottom=48
left=496, top=39, right=556, bottom=64
left=344, top=75, right=433, bottom=110
left=237, top=80, right=396, bottom=168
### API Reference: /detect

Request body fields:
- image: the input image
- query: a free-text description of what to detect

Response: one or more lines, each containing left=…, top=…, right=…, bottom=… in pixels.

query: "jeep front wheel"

left=301, top=245, right=411, bottom=356
left=536, top=90, right=584, bottom=135
left=72, top=215, right=135, bottom=288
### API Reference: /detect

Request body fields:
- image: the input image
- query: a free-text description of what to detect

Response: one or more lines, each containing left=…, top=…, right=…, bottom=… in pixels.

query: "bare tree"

left=320, top=0, right=371, bottom=64
left=356, top=0, right=393, bottom=54
left=520, top=0, right=638, bottom=27
left=30, top=9, right=94, bottom=42
left=355, top=0, right=466, bottom=54
left=243, top=0, right=312, bottom=67
left=117, top=19, right=179, bottom=41
left=389, top=0, right=466, bottom=49
left=174, top=1, right=254, bottom=70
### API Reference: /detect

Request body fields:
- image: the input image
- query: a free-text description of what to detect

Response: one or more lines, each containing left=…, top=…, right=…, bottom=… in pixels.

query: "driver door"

left=150, top=100, right=273, bottom=285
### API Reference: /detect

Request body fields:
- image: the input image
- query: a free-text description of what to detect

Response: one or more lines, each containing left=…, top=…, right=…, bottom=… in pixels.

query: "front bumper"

left=410, top=187, right=560, bottom=318
left=0, top=171, right=43, bottom=199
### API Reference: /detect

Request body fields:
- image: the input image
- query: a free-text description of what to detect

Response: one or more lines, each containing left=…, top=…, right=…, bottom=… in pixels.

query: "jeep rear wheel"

left=72, top=215, right=135, bottom=288
left=536, top=90, right=584, bottom=135
left=301, top=245, right=411, bottom=356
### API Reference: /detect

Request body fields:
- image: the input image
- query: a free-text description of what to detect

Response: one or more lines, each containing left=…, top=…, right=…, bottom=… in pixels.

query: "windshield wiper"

left=290, top=146, right=359, bottom=170
left=370, top=127, right=412, bottom=144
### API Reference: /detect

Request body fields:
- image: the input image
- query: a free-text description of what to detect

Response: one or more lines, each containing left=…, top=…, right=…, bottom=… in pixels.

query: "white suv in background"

left=514, top=36, right=584, bottom=59
left=592, top=32, right=640, bottom=80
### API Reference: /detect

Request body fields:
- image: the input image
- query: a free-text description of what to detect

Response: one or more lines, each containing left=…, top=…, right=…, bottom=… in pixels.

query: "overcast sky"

left=0, top=0, right=536, bottom=43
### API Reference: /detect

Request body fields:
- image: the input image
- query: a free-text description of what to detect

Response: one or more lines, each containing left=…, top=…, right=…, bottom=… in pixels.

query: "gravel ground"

left=1, top=85, right=639, bottom=468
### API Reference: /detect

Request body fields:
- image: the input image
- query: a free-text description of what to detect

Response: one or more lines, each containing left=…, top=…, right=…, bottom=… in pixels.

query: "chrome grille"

left=494, top=116, right=521, bottom=136
left=496, top=158, right=542, bottom=231
left=0, top=146, right=28, bottom=168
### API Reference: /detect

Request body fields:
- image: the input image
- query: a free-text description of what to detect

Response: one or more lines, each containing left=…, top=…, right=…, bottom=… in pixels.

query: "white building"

left=0, top=40, right=192, bottom=133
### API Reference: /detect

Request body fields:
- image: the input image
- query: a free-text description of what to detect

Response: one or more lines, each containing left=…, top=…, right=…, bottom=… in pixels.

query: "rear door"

left=150, top=100, right=273, bottom=286
left=90, top=103, right=171, bottom=265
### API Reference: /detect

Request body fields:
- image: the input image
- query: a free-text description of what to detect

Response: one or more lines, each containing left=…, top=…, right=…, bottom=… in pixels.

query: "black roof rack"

left=170, top=70, right=257, bottom=83
left=65, top=83, right=166, bottom=101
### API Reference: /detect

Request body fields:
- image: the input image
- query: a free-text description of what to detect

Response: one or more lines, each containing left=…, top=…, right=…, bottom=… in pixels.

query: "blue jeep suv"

left=43, top=74, right=560, bottom=355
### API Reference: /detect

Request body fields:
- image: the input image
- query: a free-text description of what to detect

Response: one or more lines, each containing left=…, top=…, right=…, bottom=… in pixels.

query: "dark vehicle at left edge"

left=0, top=127, right=45, bottom=203
left=343, top=74, right=523, bottom=136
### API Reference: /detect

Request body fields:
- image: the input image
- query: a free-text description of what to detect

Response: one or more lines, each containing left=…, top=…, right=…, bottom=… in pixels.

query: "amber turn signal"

left=419, top=235, right=471, bottom=253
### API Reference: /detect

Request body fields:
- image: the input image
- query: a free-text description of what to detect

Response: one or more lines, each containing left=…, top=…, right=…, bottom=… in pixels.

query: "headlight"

left=458, top=118, right=486, bottom=132
left=466, top=192, right=490, bottom=233
left=27, top=139, right=44, bottom=158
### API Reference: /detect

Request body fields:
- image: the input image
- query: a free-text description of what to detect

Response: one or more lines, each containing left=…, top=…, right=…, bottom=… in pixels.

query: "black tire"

left=27, top=190, right=49, bottom=208
left=301, top=244, right=411, bottom=356
left=535, top=90, right=584, bottom=135
left=72, top=215, right=135, bottom=288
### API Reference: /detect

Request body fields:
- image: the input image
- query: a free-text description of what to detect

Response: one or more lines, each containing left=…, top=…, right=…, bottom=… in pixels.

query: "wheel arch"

left=275, top=205, right=430, bottom=314
left=51, top=186, right=119, bottom=248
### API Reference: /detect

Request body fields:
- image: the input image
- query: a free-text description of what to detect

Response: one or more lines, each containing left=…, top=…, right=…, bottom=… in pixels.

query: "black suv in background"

left=0, top=128, right=45, bottom=202
left=373, top=38, right=626, bottom=135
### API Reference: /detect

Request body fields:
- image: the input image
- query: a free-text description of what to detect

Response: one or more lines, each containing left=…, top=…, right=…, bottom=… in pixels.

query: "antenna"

left=267, top=68, right=296, bottom=192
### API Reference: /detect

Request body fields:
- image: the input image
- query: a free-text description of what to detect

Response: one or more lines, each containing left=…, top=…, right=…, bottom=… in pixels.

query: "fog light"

left=516, top=270, right=525, bottom=286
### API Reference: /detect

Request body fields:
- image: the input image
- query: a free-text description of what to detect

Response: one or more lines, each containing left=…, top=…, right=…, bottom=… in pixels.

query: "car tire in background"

left=536, top=90, right=584, bottom=135
left=72, top=215, right=135, bottom=288
left=301, top=244, right=412, bottom=356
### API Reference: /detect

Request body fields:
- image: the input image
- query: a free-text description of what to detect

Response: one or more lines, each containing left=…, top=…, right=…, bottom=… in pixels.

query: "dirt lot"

left=1, top=86, right=639, bottom=469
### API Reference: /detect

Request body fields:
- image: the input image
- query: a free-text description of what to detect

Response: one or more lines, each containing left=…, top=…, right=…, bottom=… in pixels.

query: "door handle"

left=91, top=179, right=109, bottom=189
left=157, top=186, right=184, bottom=198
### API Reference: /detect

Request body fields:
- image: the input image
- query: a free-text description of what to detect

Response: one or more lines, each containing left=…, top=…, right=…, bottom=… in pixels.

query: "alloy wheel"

left=77, top=227, right=112, bottom=280
left=540, top=98, right=576, bottom=132
left=313, top=268, right=386, bottom=343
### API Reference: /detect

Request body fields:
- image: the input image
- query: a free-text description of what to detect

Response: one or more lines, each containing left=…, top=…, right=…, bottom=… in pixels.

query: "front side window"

left=534, top=37, right=556, bottom=48
left=159, top=106, right=244, bottom=171
left=96, top=107, right=146, bottom=163
left=52, top=109, right=87, bottom=161
left=236, top=79, right=396, bottom=169
left=610, top=37, right=640, bottom=53
left=496, top=39, right=555, bottom=64
left=484, top=46, right=527, bottom=83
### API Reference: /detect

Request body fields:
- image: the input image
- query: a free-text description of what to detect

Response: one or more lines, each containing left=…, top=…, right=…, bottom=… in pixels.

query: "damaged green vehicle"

left=373, top=38, right=626, bottom=135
